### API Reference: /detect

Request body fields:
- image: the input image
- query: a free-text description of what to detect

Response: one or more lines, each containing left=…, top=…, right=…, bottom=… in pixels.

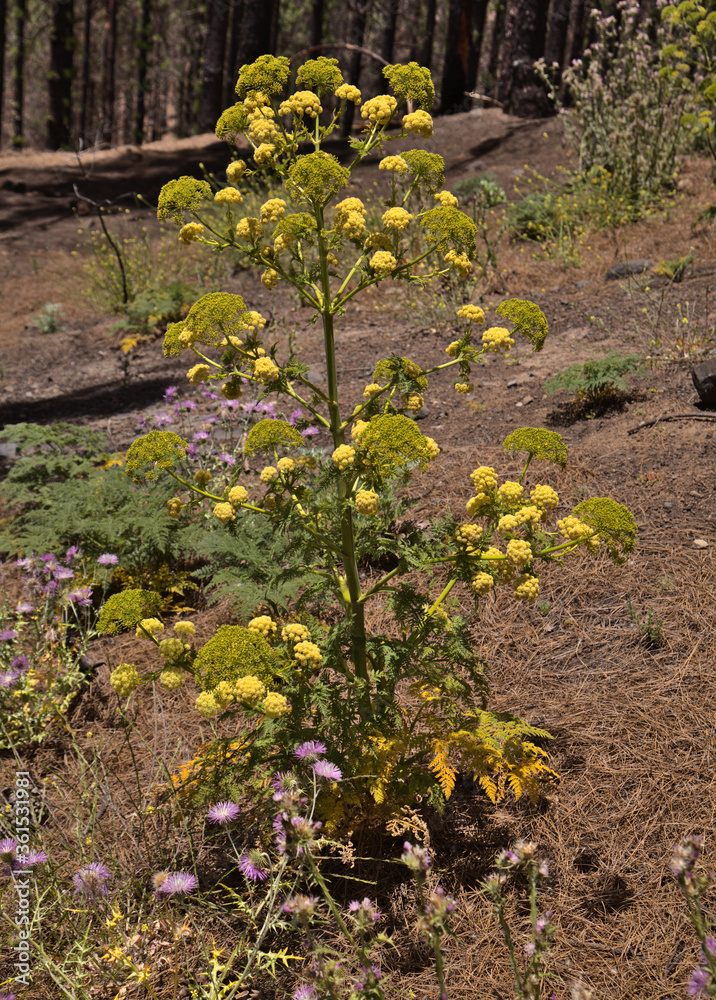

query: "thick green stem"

left=316, top=204, right=371, bottom=715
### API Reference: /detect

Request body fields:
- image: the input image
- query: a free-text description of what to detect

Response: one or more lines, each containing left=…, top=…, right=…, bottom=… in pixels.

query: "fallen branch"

left=627, top=412, right=716, bottom=434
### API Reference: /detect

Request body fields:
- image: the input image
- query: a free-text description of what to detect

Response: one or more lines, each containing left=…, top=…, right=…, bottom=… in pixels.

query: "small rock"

left=407, top=405, right=430, bottom=421
left=605, top=259, right=652, bottom=280
left=663, top=502, right=673, bottom=510
left=692, top=359, right=716, bottom=408
left=521, top=395, right=534, bottom=405
left=515, top=401, right=523, bottom=408
left=693, top=538, right=709, bottom=549
left=507, top=378, right=521, bottom=388
left=575, top=280, right=590, bottom=289
left=0, top=443, right=17, bottom=459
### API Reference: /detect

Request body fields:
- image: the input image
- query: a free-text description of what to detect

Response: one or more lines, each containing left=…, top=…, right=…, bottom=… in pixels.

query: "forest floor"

left=1, top=109, right=716, bottom=998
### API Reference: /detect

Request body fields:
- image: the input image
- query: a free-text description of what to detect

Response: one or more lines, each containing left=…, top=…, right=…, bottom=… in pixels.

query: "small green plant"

left=536, top=599, right=551, bottom=616
left=654, top=249, right=696, bottom=282
left=545, top=352, right=646, bottom=418
left=627, top=594, right=664, bottom=647
left=32, top=302, right=65, bottom=334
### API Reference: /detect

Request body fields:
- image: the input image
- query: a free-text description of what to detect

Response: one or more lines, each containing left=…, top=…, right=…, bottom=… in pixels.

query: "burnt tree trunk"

left=311, top=0, right=324, bottom=48
left=371, top=0, right=399, bottom=93
left=419, top=0, right=437, bottom=70
left=486, top=0, right=507, bottom=98
left=48, top=0, right=76, bottom=149
left=341, top=0, right=370, bottom=137
left=78, top=0, right=92, bottom=143
left=199, top=0, right=230, bottom=133
left=0, top=0, right=7, bottom=144
left=101, top=0, right=118, bottom=144
left=236, top=0, right=277, bottom=70
left=439, top=0, right=489, bottom=115
left=543, top=0, right=571, bottom=90
left=11, top=0, right=26, bottom=147
left=133, top=0, right=152, bottom=144
left=497, top=0, right=552, bottom=117
left=224, top=0, right=244, bottom=108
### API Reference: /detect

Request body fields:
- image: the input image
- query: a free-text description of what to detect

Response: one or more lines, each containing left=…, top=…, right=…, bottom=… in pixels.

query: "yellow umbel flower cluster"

left=466, top=493, right=490, bottom=515
left=513, top=574, right=540, bottom=602
left=248, top=615, right=277, bottom=639
left=279, top=91, right=322, bottom=118
left=215, top=188, right=243, bottom=204
left=195, top=691, right=218, bottom=717
left=228, top=485, right=249, bottom=506
left=531, top=484, right=559, bottom=511
left=236, top=217, right=264, bottom=240
left=403, top=393, right=424, bottom=412
left=254, top=143, right=277, bottom=164
left=363, top=383, right=381, bottom=398
left=253, top=357, right=279, bottom=382
left=159, top=637, right=185, bottom=659
left=167, top=497, right=183, bottom=518
left=355, top=489, right=379, bottom=515
left=137, top=618, right=163, bottom=638
left=435, top=190, right=458, bottom=207
left=263, top=692, right=290, bottom=718
left=557, top=516, right=597, bottom=544
left=332, top=445, right=356, bottom=470
left=110, top=663, right=141, bottom=697
left=515, top=505, right=543, bottom=525
left=445, top=249, right=472, bottom=278
left=261, top=197, right=287, bottom=221
left=506, top=539, right=533, bottom=567
left=457, top=304, right=486, bottom=323
left=335, top=83, right=361, bottom=104
left=262, top=268, right=281, bottom=289
left=277, top=457, right=296, bottom=473
left=260, top=466, right=278, bottom=483
left=187, top=364, right=211, bottom=385
left=497, top=514, right=519, bottom=532
left=403, top=110, right=433, bottom=137
left=369, top=251, right=398, bottom=276
left=214, top=502, right=235, bottom=524
left=379, top=154, right=408, bottom=172
left=226, top=160, right=246, bottom=184
left=424, top=436, right=440, bottom=460
left=179, top=222, right=204, bottom=245
left=382, top=207, right=413, bottom=231
left=174, top=620, right=195, bottom=637
left=455, top=382, right=474, bottom=394
left=334, top=197, right=367, bottom=239
left=159, top=667, right=184, bottom=690
left=234, top=675, right=266, bottom=705
left=455, top=523, right=482, bottom=548
left=482, top=326, right=515, bottom=353
left=360, top=95, right=397, bottom=125
left=351, top=419, right=369, bottom=440
left=445, top=341, right=461, bottom=357
left=470, top=572, right=494, bottom=595
left=498, top=481, right=524, bottom=503
left=470, top=466, right=497, bottom=493
left=293, top=640, right=322, bottom=667
left=282, top=623, right=310, bottom=645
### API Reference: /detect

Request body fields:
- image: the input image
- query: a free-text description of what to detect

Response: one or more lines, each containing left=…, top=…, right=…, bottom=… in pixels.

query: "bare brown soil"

left=1, top=110, right=716, bottom=999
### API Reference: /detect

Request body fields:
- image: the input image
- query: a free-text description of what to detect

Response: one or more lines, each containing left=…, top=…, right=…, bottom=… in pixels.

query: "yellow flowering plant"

left=110, top=56, right=637, bottom=823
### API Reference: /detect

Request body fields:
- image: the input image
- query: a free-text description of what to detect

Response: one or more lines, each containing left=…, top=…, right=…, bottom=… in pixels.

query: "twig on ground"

left=627, top=413, right=716, bottom=434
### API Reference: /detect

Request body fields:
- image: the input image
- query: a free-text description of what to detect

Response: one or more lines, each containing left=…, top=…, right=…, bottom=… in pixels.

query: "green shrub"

left=545, top=352, right=646, bottom=416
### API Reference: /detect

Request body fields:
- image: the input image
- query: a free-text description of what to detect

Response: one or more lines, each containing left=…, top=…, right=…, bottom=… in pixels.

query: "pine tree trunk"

left=101, top=0, right=118, bottom=144
left=198, top=0, right=230, bottom=133
left=78, top=0, right=92, bottom=144
left=440, top=0, right=489, bottom=115
left=133, top=0, right=152, bottom=144
left=371, top=0, right=399, bottom=93
left=11, top=0, right=26, bottom=147
left=311, top=0, right=324, bottom=48
left=341, top=0, right=370, bottom=137
left=419, top=0, right=437, bottom=69
left=486, top=0, right=507, bottom=98
left=497, top=0, right=552, bottom=117
left=48, top=0, right=75, bottom=149
left=224, top=0, right=244, bottom=109
left=543, top=0, right=571, bottom=88
left=236, top=0, right=276, bottom=70
left=0, top=0, right=7, bottom=144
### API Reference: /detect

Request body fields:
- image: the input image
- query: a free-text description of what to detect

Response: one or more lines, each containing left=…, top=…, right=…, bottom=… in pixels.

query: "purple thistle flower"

left=15, top=602, right=34, bottom=614
left=41, top=557, right=60, bottom=573
left=67, top=586, right=93, bottom=607
left=238, top=850, right=269, bottom=882
left=0, top=991, right=17, bottom=1000
left=207, top=801, right=240, bottom=825
left=293, top=987, right=317, bottom=1000
left=313, top=760, right=342, bottom=782
left=40, top=553, right=56, bottom=563
left=41, top=580, right=59, bottom=596
left=401, top=842, right=432, bottom=874
left=186, top=443, right=198, bottom=458
left=154, top=412, right=174, bottom=427
left=0, top=629, right=18, bottom=641
left=72, top=861, right=112, bottom=899
left=301, top=426, right=320, bottom=438
left=688, top=965, right=711, bottom=997
left=16, top=850, right=48, bottom=870
left=294, top=741, right=327, bottom=762
left=155, top=871, right=198, bottom=897
left=0, top=669, right=21, bottom=688
left=348, top=897, right=381, bottom=924
left=202, top=391, right=219, bottom=400
left=164, top=385, right=179, bottom=401
left=97, top=553, right=119, bottom=566
left=0, top=838, right=18, bottom=862
left=15, top=557, right=34, bottom=569
left=288, top=408, right=303, bottom=426
left=270, top=771, right=295, bottom=794
left=218, top=453, right=236, bottom=465
left=53, top=566, right=74, bottom=580
left=181, top=399, right=197, bottom=410
left=535, top=911, right=551, bottom=935
left=193, top=431, right=210, bottom=442
left=11, top=654, right=28, bottom=670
